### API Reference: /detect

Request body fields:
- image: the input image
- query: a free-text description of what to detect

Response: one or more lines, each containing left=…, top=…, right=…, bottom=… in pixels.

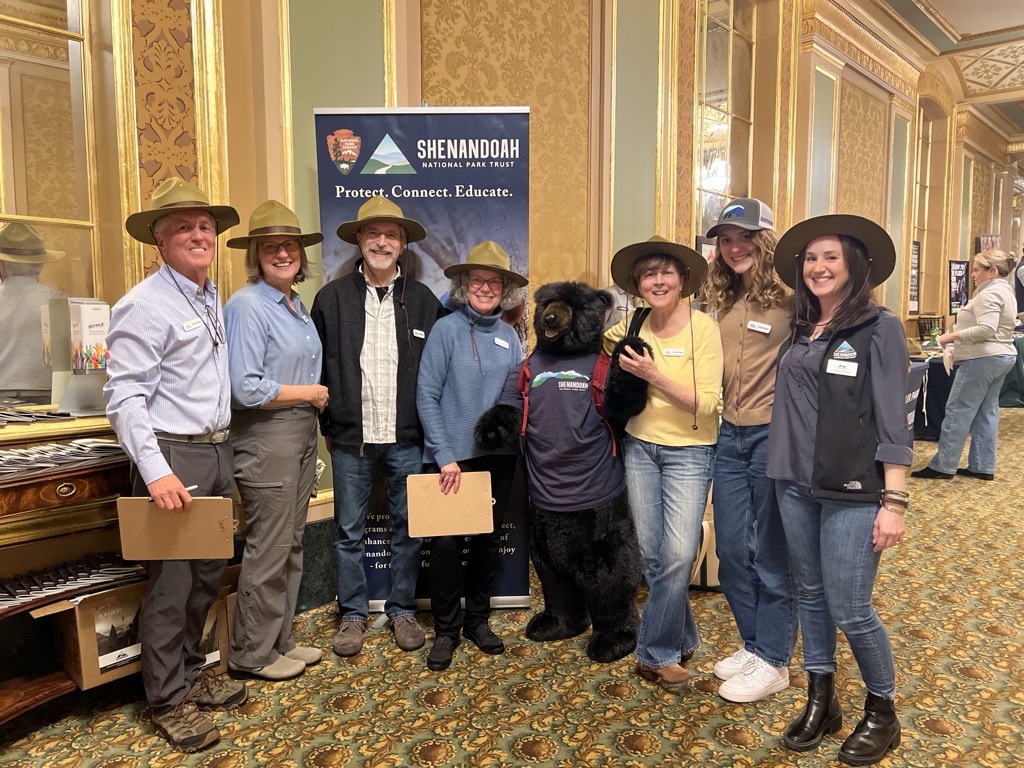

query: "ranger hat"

left=227, top=200, right=323, bottom=249
left=336, top=196, right=426, bottom=244
left=125, top=177, right=239, bottom=245
left=610, top=235, right=707, bottom=298
left=774, top=214, right=896, bottom=289
left=443, top=240, right=528, bottom=288
left=0, top=222, right=64, bottom=263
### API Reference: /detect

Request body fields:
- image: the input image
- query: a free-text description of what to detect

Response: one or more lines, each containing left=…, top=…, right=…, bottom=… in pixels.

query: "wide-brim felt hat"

left=774, top=214, right=895, bottom=289
left=443, top=240, right=528, bottom=288
left=125, top=177, right=239, bottom=245
left=0, top=222, right=64, bottom=263
left=336, top=195, right=426, bottom=244
left=226, top=199, right=324, bottom=249
left=610, top=235, right=707, bottom=298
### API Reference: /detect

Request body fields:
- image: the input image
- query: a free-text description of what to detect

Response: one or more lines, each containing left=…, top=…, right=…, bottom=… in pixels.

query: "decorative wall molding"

left=0, top=31, right=69, bottom=63
left=956, top=108, right=1010, bottom=164
left=130, top=0, right=197, bottom=276
left=801, top=0, right=921, bottom=100
left=917, top=69, right=955, bottom=117
left=951, top=42, right=1024, bottom=97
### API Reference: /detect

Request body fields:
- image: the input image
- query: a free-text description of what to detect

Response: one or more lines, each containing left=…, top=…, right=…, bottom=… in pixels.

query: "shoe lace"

left=739, top=655, right=770, bottom=679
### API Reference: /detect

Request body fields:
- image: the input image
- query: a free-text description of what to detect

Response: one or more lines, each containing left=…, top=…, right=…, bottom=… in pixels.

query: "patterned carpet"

left=3, top=410, right=1024, bottom=767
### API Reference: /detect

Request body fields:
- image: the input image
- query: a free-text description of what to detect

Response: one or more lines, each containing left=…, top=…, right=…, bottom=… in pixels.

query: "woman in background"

left=224, top=201, right=328, bottom=681
left=702, top=199, right=796, bottom=704
left=913, top=249, right=1018, bottom=481
left=769, top=214, right=910, bottom=765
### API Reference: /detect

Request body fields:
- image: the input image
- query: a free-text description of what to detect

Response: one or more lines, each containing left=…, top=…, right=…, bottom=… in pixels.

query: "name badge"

left=412, top=329, right=425, bottom=339
left=826, top=359, right=859, bottom=377
left=494, top=337, right=510, bottom=349
left=183, top=318, right=203, bottom=332
left=664, top=348, right=686, bottom=357
left=747, top=320, right=771, bottom=334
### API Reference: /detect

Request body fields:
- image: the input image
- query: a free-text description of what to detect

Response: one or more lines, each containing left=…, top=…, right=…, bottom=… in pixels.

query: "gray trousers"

left=130, top=439, right=233, bottom=714
left=229, top=406, right=318, bottom=668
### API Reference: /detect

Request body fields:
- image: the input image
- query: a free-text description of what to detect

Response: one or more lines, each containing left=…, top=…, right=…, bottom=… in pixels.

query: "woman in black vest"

left=767, top=215, right=912, bottom=766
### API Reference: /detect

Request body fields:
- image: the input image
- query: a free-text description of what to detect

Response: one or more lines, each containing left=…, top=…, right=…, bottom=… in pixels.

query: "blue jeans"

left=712, top=421, right=796, bottom=667
left=776, top=481, right=895, bottom=698
left=929, top=354, right=1015, bottom=474
left=624, top=437, right=714, bottom=668
left=331, top=442, right=423, bottom=621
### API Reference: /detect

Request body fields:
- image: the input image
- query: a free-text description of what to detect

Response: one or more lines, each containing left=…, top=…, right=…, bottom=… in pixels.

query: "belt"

left=154, top=429, right=230, bottom=444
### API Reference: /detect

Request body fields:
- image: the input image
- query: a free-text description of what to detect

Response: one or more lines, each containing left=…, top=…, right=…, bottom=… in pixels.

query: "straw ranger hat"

left=610, top=235, right=707, bottom=298
left=125, top=177, right=239, bottom=245
left=443, top=240, right=528, bottom=288
left=227, top=200, right=323, bottom=249
left=0, top=222, right=65, bottom=263
left=336, top=195, right=426, bottom=244
left=773, top=214, right=896, bottom=289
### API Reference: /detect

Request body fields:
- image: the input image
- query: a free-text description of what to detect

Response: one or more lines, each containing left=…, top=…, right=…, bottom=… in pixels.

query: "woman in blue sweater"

left=416, top=240, right=527, bottom=671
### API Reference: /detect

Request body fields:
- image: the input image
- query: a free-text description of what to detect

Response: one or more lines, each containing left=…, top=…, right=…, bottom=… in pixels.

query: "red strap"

left=517, top=356, right=532, bottom=438
left=591, top=352, right=617, bottom=457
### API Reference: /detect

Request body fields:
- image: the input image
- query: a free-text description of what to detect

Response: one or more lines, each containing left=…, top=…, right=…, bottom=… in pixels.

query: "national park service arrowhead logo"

left=327, top=129, right=361, bottom=175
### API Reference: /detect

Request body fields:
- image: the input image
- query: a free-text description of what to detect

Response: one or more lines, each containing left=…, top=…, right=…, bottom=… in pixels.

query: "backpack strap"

left=626, top=306, right=652, bottom=338
left=517, top=354, right=533, bottom=439
left=591, top=351, right=618, bottom=457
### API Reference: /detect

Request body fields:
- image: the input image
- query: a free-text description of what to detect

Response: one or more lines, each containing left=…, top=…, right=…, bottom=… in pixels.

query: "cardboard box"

left=68, top=298, right=110, bottom=373
left=32, top=578, right=232, bottom=690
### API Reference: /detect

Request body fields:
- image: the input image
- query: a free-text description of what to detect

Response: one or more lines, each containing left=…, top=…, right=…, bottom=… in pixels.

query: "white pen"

left=184, top=485, right=198, bottom=492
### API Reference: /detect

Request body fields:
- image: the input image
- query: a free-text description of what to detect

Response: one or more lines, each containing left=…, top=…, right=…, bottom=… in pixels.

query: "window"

left=695, top=0, right=755, bottom=236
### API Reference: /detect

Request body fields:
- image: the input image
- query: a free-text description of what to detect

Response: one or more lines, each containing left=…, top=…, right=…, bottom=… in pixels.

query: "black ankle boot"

left=783, top=672, right=843, bottom=751
left=838, top=693, right=901, bottom=766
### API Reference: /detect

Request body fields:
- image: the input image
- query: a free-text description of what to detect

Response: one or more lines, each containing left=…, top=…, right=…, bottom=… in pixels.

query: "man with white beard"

left=311, top=196, right=443, bottom=659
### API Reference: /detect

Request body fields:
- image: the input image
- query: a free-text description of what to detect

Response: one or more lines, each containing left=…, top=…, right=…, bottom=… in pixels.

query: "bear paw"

left=586, top=629, right=638, bottom=663
left=525, top=612, right=590, bottom=642
left=475, top=404, right=522, bottom=449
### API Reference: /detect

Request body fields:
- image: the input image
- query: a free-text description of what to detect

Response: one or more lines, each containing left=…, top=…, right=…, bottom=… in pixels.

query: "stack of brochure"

left=0, top=438, right=124, bottom=481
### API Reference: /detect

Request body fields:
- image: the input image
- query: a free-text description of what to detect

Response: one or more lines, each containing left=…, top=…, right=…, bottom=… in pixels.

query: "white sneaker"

left=713, top=648, right=755, bottom=681
left=718, top=656, right=789, bottom=703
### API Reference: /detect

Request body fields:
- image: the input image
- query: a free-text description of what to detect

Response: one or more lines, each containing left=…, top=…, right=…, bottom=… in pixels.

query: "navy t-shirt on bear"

left=499, top=349, right=626, bottom=512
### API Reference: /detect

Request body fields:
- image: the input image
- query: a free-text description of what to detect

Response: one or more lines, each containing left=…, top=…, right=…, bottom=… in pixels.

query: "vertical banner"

left=314, top=107, right=531, bottom=610
left=949, top=260, right=969, bottom=315
left=908, top=241, right=920, bottom=315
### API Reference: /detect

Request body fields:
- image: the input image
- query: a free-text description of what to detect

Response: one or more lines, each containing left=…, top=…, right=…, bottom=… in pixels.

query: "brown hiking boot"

left=391, top=614, right=425, bottom=651
left=152, top=700, right=220, bottom=753
left=187, top=669, right=248, bottom=709
left=332, top=620, right=366, bottom=656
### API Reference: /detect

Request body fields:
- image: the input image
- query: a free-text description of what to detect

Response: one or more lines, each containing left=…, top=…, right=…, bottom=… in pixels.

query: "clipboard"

left=406, top=472, right=494, bottom=538
left=117, top=496, right=234, bottom=560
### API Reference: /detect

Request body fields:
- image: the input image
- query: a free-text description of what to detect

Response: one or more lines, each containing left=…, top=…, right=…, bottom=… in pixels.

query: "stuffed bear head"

left=533, top=281, right=613, bottom=356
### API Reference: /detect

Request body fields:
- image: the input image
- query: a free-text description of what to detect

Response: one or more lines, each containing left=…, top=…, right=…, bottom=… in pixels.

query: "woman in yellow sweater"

left=604, top=236, right=723, bottom=691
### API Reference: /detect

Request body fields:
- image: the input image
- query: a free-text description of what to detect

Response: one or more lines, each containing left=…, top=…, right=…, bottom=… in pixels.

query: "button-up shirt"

left=104, top=264, right=230, bottom=485
left=359, top=265, right=399, bottom=443
left=223, top=279, right=322, bottom=409
left=0, top=275, right=66, bottom=392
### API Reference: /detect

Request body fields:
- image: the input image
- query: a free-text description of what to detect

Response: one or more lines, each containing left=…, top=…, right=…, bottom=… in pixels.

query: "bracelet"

left=880, top=489, right=909, bottom=504
left=881, top=503, right=905, bottom=516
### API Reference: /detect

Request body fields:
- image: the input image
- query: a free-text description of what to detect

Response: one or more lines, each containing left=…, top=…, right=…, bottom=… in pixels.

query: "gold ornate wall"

left=130, top=0, right=198, bottom=273
left=970, top=160, right=993, bottom=246
left=918, top=68, right=955, bottom=117
left=419, top=0, right=593, bottom=287
left=773, top=0, right=798, bottom=230
left=673, top=4, right=697, bottom=243
left=835, top=80, right=886, bottom=221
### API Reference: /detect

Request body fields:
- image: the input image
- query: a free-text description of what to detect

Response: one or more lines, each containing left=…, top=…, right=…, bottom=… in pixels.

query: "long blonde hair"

left=703, top=228, right=787, bottom=316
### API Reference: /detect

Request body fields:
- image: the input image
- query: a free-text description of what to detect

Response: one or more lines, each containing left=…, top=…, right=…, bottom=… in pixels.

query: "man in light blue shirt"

left=104, top=177, right=245, bottom=754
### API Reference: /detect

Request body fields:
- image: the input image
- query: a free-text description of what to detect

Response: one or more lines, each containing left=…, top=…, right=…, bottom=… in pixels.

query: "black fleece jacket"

left=311, top=260, right=443, bottom=448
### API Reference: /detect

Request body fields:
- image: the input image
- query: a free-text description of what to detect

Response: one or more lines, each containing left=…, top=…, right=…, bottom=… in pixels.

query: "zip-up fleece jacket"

left=310, top=260, right=443, bottom=448
left=777, top=306, right=913, bottom=503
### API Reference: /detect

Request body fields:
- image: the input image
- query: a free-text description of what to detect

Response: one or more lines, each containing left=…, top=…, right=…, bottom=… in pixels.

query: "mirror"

left=1, top=7, right=94, bottom=405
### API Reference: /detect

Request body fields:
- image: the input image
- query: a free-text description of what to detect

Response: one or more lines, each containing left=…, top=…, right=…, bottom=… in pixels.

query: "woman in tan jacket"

left=702, top=199, right=796, bottom=704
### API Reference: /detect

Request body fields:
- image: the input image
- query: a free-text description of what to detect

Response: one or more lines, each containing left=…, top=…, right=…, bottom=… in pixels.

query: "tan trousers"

left=229, top=406, right=318, bottom=668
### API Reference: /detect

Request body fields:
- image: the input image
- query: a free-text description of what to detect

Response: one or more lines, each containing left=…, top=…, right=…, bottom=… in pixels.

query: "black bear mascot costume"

left=476, top=281, right=650, bottom=662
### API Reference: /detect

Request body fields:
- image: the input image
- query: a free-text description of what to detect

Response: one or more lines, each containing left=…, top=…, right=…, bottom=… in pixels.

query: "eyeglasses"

left=467, top=275, right=504, bottom=292
left=258, top=239, right=301, bottom=255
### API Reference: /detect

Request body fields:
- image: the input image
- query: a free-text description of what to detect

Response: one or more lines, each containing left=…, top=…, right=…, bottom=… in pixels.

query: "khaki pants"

left=229, top=406, right=318, bottom=668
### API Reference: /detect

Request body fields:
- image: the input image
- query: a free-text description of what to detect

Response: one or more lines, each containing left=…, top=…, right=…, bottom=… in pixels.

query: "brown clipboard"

left=117, top=496, right=234, bottom=560
left=406, top=472, right=494, bottom=538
